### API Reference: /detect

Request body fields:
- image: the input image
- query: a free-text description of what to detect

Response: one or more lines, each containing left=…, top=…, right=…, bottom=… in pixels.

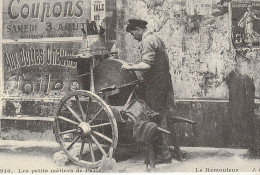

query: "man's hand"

left=121, top=63, right=132, bottom=70
left=122, top=62, right=151, bottom=71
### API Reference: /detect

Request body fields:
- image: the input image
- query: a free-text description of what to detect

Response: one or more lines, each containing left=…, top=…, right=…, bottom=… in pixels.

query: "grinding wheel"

left=93, top=59, right=138, bottom=93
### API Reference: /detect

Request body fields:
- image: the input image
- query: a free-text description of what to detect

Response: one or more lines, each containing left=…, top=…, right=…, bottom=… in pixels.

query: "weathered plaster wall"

left=116, top=0, right=260, bottom=99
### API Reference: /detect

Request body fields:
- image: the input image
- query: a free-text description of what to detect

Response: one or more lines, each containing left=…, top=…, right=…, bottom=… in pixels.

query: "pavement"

left=0, top=140, right=260, bottom=173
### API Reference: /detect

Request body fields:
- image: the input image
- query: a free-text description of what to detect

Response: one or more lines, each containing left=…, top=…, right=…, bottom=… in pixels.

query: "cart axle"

left=78, top=122, right=91, bottom=135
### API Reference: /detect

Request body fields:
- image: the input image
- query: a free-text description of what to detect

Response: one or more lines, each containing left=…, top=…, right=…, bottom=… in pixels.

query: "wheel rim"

left=54, top=90, right=118, bottom=168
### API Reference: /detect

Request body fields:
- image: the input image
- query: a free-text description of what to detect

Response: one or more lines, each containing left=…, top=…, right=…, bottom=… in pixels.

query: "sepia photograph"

left=0, top=0, right=260, bottom=173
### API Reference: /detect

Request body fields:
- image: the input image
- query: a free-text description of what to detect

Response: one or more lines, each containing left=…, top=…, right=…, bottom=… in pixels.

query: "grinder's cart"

left=53, top=33, right=196, bottom=170
left=53, top=34, right=142, bottom=168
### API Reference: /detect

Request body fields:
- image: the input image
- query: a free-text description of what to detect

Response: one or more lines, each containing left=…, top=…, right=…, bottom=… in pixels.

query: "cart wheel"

left=54, top=90, right=118, bottom=168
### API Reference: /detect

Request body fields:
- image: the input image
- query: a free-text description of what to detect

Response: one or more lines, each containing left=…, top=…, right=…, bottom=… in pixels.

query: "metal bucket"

left=81, top=35, right=109, bottom=56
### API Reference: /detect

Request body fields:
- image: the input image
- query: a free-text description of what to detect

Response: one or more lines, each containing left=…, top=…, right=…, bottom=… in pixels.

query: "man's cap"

left=126, top=18, right=148, bottom=32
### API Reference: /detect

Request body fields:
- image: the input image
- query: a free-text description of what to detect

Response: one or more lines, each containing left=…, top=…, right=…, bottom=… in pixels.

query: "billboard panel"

left=231, top=1, right=260, bottom=49
left=3, top=42, right=81, bottom=97
left=2, top=0, right=91, bottom=39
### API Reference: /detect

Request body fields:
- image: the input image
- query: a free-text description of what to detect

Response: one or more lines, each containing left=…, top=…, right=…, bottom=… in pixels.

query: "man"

left=122, top=18, right=174, bottom=164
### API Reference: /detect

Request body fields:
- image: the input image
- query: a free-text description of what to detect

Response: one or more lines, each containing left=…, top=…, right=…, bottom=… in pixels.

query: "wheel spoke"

left=75, top=95, right=87, bottom=122
left=91, top=122, right=111, bottom=128
left=86, top=98, right=91, bottom=122
left=66, top=135, right=81, bottom=150
left=59, top=129, right=77, bottom=135
left=92, top=131, right=113, bottom=143
left=90, top=135, right=107, bottom=156
left=55, top=91, right=118, bottom=165
left=58, top=116, right=79, bottom=125
left=64, top=103, right=83, bottom=123
left=87, top=137, right=96, bottom=163
left=89, top=108, right=104, bottom=124
left=78, top=139, right=85, bottom=160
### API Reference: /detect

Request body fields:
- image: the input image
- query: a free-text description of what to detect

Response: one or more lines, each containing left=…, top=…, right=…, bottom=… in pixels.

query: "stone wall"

left=116, top=0, right=260, bottom=99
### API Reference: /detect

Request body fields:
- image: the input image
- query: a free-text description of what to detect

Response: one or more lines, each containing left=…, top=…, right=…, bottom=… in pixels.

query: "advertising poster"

left=3, top=42, right=80, bottom=97
left=2, top=42, right=81, bottom=118
left=2, top=0, right=91, bottom=39
left=231, top=1, right=260, bottom=49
